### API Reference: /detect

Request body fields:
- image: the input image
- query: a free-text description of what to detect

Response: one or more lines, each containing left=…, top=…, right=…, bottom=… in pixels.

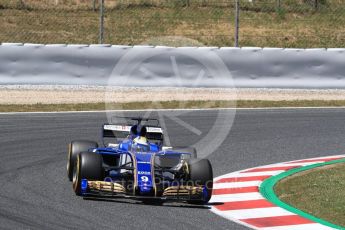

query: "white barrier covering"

left=1, top=43, right=345, bottom=88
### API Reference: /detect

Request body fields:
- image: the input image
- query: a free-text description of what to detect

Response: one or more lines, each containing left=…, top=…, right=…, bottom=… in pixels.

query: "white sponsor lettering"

left=104, top=125, right=131, bottom=131
left=146, top=127, right=163, bottom=133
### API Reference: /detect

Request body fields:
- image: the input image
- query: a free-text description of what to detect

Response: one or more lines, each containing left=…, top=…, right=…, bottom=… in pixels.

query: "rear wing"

left=102, top=124, right=164, bottom=145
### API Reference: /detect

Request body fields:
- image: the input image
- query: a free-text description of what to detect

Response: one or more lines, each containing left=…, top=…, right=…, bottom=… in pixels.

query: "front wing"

left=80, top=179, right=208, bottom=202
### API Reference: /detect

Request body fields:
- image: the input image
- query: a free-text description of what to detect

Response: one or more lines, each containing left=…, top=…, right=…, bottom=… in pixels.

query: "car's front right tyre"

left=67, top=140, right=98, bottom=181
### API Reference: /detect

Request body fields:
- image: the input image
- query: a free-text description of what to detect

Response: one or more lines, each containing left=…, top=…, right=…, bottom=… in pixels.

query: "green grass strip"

left=3, top=100, right=345, bottom=112
left=259, top=158, right=345, bottom=229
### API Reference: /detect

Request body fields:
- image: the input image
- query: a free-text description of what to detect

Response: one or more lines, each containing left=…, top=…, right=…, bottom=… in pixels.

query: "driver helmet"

left=133, top=126, right=148, bottom=145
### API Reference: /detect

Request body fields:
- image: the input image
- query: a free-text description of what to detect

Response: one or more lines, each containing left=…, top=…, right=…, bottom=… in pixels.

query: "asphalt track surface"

left=2, top=108, right=345, bottom=230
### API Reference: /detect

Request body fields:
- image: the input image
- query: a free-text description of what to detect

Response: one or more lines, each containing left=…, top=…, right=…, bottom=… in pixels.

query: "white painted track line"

left=213, top=181, right=262, bottom=189
left=210, top=192, right=264, bottom=202
left=1, top=106, right=345, bottom=115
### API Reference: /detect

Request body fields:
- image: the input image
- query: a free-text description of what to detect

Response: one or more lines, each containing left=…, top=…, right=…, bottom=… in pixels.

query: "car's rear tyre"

left=72, top=152, right=103, bottom=196
left=67, top=140, right=98, bottom=181
left=187, top=158, right=213, bottom=205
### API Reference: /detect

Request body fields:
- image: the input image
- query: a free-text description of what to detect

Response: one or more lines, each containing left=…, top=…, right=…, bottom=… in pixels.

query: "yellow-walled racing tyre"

left=72, top=152, right=103, bottom=196
left=67, top=140, right=98, bottom=181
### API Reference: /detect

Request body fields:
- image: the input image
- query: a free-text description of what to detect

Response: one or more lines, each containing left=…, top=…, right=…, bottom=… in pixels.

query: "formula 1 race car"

left=66, top=117, right=213, bottom=204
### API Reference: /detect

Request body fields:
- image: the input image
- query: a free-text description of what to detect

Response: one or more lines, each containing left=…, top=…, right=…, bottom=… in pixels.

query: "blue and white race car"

left=67, top=117, right=213, bottom=204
